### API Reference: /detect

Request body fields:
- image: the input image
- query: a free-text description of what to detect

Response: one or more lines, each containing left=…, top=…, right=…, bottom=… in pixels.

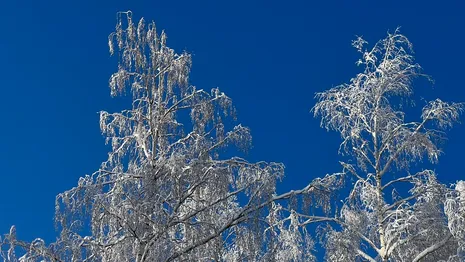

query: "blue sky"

left=1, top=0, right=464, bottom=246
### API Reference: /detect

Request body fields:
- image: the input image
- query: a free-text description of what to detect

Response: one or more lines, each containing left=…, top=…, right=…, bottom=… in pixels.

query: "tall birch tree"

left=0, top=11, right=325, bottom=262
left=305, top=30, right=465, bottom=261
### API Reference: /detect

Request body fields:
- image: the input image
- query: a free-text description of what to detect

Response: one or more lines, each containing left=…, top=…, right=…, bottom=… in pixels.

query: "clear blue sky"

left=1, top=0, right=464, bottom=245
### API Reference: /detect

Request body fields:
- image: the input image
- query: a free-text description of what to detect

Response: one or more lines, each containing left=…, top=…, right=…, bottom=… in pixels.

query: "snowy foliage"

left=0, top=11, right=325, bottom=262
left=303, top=29, right=465, bottom=261
left=3, top=12, right=462, bottom=262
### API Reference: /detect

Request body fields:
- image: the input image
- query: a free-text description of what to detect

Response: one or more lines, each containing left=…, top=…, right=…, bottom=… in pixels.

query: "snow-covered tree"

left=0, top=11, right=326, bottom=262
left=302, top=30, right=465, bottom=261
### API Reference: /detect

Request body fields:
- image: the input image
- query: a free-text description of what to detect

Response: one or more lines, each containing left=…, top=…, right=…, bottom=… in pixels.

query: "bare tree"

left=302, top=29, right=465, bottom=261
left=6, top=12, right=460, bottom=262
left=1, top=11, right=326, bottom=262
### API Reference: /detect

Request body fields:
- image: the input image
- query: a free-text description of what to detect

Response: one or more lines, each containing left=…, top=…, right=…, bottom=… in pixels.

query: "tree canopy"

left=301, top=29, right=465, bottom=261
left=1, top=12, right=464, bottom=262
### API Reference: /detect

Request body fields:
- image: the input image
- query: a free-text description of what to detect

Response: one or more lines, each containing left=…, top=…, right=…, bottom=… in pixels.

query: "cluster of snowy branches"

left=0, top=11, right=332, bottom=262
left=1, top=12, right=464, bottom=262
left=300, top=29, right=465, bottom=261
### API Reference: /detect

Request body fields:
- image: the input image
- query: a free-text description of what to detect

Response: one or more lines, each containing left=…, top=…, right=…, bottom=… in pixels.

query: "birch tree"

left=0, top=11, right=325, bottom=262
left=304, top=30, right=465, bottom=261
